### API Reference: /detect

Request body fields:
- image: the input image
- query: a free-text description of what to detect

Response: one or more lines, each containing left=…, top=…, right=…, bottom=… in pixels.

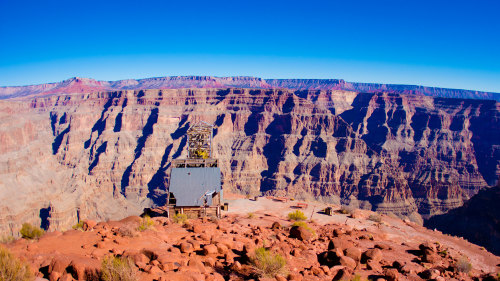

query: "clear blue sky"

left=1, top=0, right=499, bottom=92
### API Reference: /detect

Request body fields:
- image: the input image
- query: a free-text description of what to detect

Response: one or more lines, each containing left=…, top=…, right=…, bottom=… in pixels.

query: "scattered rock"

left=289, top=226, right=312, bottom=241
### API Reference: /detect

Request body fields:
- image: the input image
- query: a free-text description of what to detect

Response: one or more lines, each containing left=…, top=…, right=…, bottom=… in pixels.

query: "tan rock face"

left=0, top=88, right=499, bottom=234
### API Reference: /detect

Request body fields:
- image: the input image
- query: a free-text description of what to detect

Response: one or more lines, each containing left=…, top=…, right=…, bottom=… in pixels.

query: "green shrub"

left=287, top=210, right=307, bottom=221
left=250, top=247, right=287, bottom=277
left=0, top=245, right=33, bottom=281
left=137, top=215, right=154, bottom=231
left=455, top=257, right=472, bottom=273
left=101, top=255, right=137, bottom=281
left=19, top=223, right=44, bottom=240
left=172, top=213, right=188, bottom=224
left=248, top=212, right=255, bottom=219
left=72, top=221, right=85, bottom=230
left=291, top=221, right=316, bottom=236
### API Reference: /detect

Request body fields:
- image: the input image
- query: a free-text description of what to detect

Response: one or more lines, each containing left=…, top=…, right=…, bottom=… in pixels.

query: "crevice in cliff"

left=52, top=125, right=70, bottom=155
left=146, top=144, right=173, bottom=206
left=113, top=98, right=127, bottom=132
left=39, top=205, right=51, bottom=230
left=260, top=114, right=291, bottom=192
left=120, top=108, right=159, bottom=196
left=84, top=95, right=116, bottom=150
left=88, top=141, right=107, bottom=174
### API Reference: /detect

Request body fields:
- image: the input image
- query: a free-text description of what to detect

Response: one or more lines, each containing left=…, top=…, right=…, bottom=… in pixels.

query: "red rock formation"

left=0, top=88, right=498, bottom=235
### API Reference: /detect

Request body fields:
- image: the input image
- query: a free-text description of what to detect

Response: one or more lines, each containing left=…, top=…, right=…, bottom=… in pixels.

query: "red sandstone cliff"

left=0, top=88, right=498, bottom=235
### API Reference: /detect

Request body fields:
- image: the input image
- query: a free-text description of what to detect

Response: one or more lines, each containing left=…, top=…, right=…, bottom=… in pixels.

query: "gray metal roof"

left=169, top=167, right=222, bottom=207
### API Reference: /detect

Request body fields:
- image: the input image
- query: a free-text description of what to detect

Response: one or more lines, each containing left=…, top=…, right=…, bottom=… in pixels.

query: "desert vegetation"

left=287, top=210, right=307, bottom=221
left=0, top=246, right=33, bottom=281
left=101, top=255, right=137, bottom=281
left=72, top=221, right=85, bottom=230
left=250, top=247, right=287, bottom=277
left=137, top=215, right=155, bottom=232
left=172, top=213, right=188, bottom=224
left=455, top=256, right=473, bottom=273
left=291, top=221, right=316, bottom=236
left=19, top=223, right=44, bottom=240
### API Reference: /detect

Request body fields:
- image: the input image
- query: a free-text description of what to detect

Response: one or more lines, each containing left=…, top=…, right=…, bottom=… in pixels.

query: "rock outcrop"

left=0, top=88, right=499, bottom=235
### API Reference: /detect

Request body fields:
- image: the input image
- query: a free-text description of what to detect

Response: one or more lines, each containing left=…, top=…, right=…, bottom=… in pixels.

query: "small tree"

left=19, top=223, right=44, bottom=240
left=0, top=246, right=33, bottom=281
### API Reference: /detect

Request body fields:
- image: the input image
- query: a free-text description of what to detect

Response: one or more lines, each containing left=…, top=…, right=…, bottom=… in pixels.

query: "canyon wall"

left=0, top=88, right=498, bottom=235
left=1, top=76, right=499, bottom=101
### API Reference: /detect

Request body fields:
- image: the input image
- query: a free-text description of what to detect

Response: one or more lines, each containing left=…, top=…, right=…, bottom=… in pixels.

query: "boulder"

left=289, top=226, right=312, bottom=241
left=180, top=242, right=194, bottom=253
left=344, top=247, right=362, bottom=262
left=203, top=244, right=218, bottom=255
left=362, top=248, right=382, bottom=263
left=82, top=220, right=97, bottom=231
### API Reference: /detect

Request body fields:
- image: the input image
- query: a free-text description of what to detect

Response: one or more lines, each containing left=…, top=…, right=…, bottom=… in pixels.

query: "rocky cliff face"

left=1, top=76, right=499, bottom=101
left=425, top=179, right=500, bottom=255
left=0, top=88, right=498, bottom=235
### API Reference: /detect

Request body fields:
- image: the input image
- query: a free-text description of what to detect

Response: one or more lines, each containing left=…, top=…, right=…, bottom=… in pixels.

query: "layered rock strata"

left=0, top=88, right=498, bottom=234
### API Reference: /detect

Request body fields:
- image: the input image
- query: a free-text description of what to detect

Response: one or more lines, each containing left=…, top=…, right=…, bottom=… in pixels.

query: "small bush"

left=368, top=214, right=382, bottom=223
left=250, top=247, right=287, bottom=277
left=287, top=210, right=307, bottom=221
left=248, top=212, right=255, bottom=219
left=101, top=255, right=137, bottom=281
left=0, top=245, right=33, bottom=281
left=72, top=221, right=85, bottom=230
left=455, top=257, right=472, bottom=273
left=291, top=221, right=316, bottom=236
left=172, top=213, right=188, bottom=224
left=350, top=275, right=363, bottom=281
left=19, top=223, right=44, bottom=240
left=137, top=215, right=154, bottom=231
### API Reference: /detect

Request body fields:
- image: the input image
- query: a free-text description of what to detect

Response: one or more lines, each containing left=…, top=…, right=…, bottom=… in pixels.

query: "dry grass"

left=137, top=215, right=154, bottom=232
left=287, top=210, right=307, bottom=221
left=172, top=213, right=188, bottom=224
left=248, top=212, right=255, bottom=219
left=455, top=256, right=472, bottom=273
left=0, top=245, right=33, bottom=281
left=19, top=223, right=44, bottom=240
left=250, top=247, right=287, bottom=278
left=101, top=255, right=137, bottom=281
